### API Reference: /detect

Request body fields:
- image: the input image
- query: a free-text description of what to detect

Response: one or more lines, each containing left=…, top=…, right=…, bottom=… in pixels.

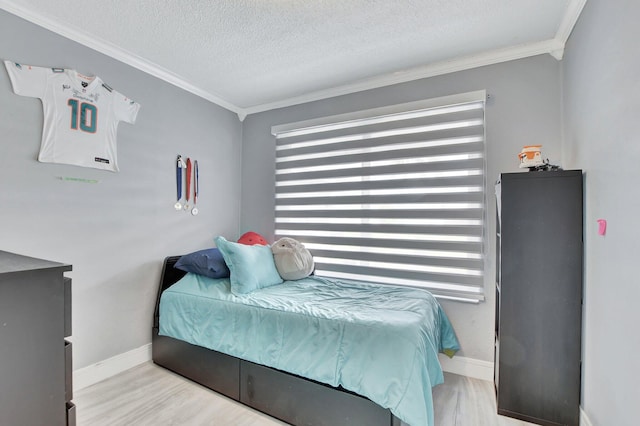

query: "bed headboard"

left=153, top=255, right=187, bottom=328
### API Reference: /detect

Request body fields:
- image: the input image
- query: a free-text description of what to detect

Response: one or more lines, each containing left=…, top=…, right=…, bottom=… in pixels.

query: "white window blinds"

left=272, top=91, right=486, bottom=302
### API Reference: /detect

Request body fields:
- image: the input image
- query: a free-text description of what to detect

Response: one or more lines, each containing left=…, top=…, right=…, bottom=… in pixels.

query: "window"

left=272, top=91, right=486, bottom=302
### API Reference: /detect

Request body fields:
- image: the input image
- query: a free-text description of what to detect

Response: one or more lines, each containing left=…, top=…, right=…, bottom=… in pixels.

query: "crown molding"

left=242, top=38, right=565, bottom=116
left=548, top=0, right=588, bottom=60
left=556, top=0, right=588, bottom=44
left=0, top=0, right=242, bottom=116
left=2, top=0, right=586, bottom=120
left=244, top=0, right=586, bottom=115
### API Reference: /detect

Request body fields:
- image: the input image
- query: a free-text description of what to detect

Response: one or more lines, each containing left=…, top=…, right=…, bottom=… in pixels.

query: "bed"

left=152, top=255, right=459, bottom=426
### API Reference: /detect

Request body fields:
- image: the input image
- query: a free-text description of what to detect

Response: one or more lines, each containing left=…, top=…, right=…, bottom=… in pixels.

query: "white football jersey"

left=4, top=61, right=140, bottom=172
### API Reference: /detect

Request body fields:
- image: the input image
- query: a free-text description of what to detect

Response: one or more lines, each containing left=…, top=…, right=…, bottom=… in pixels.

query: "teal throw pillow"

left=215, top=236, right=283, bottom=295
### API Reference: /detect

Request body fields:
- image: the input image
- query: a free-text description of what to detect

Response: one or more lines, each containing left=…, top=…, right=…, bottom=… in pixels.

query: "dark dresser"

left=0, top=250, right=75, bottom=425
left=494, top=170, right=583, bottom=426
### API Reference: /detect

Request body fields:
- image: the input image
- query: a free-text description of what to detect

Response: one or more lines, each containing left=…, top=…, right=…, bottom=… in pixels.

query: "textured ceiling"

left=0, top=0, right=586, bottom=118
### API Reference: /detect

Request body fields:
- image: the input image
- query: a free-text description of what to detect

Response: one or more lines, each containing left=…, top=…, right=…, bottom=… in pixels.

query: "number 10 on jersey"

left=68, top=99, right=98, bottom=133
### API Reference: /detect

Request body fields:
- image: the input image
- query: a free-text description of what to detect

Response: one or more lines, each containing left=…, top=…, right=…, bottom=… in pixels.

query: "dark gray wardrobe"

left=0, top=251, right=75, bottom=426
left=494, top=170, right=583, bottom=426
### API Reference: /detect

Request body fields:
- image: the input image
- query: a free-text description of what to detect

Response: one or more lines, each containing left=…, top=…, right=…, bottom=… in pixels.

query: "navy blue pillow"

left=174, top=248, right=230, bottom=279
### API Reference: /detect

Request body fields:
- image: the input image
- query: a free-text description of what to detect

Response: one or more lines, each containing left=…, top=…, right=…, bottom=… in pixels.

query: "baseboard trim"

left=439, top=354, right=494, bottom=381
left=580, top=407, right=593, bottom=426
left=73, top=343, right=152, bottom=391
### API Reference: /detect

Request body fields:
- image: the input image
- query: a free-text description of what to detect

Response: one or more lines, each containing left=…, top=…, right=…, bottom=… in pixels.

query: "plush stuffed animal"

left=271, top=237, right=314, bottom=281
left=237, top=231, right=268, bottom=246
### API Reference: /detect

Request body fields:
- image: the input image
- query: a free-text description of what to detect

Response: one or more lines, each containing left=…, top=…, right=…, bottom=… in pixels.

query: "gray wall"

left=9, top=8, right=634, bottom=424
left=241, top=55, right=563, bottom=362
left=0, top=10, right=242, bottom=369
left=563, top=1, right=640, bottom=424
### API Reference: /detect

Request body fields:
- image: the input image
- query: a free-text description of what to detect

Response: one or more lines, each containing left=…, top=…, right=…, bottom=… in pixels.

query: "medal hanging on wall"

left=191, top=160, right=199, bottom=216
left=174, top=155, right=186, bottom=210
left=174, top=155, right=199, bottom=215
left=184, top=158, right=192, bottom=211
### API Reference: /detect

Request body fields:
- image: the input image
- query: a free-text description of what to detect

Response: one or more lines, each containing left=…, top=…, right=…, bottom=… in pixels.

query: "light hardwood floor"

left=74, top=362, right=537, bottom=426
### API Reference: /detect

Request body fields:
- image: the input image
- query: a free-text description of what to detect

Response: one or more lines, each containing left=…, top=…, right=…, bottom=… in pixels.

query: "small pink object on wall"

left=597, top=219, right=607, bottom=236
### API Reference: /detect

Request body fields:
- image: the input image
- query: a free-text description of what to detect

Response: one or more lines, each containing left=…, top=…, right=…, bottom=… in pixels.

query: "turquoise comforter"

left=159, top=273, right=459, bottom=426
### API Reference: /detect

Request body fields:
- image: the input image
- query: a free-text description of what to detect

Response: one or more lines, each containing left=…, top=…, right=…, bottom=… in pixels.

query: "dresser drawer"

left=65, top=340, right=73, bottom=402
left=64, top=278, right=72, bottom=337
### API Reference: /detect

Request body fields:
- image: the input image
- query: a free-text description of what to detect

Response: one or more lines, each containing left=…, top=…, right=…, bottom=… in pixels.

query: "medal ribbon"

left=176, top=155, right=183, bottom=201
left=186, top=158, right=192, bottom=203
left=194, top=160, right=199, bottom=205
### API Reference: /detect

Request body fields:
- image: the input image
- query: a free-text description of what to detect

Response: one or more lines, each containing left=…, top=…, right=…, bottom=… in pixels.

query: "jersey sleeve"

left=3, top=60, right=49, bottom=99
left=113, top=91, right=141, bottom=124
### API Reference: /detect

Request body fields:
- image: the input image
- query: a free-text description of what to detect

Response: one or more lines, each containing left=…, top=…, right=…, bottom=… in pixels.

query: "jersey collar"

left=66, top=69, right=102, bottom=93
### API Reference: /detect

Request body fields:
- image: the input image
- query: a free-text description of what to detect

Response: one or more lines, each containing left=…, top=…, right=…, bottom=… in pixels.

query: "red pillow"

left=237, top=231, right=268, bottom=246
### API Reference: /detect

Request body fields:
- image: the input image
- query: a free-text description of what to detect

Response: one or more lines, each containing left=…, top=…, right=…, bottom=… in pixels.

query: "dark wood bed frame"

left=152, top=256, right=402, bottom=426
